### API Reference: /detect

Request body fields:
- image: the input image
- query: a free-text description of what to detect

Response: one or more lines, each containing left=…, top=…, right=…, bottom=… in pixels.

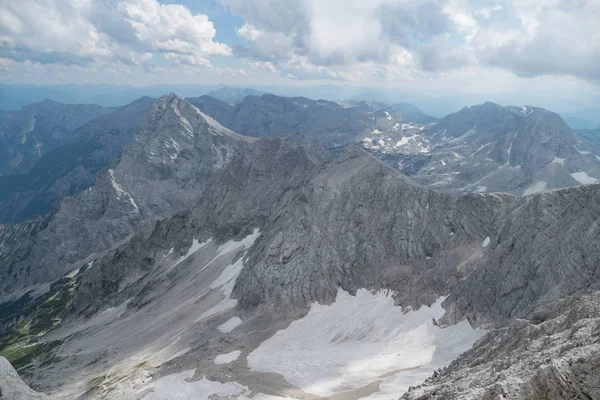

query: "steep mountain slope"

left=0, top=100, right=111, bottom=176
left=0, top=97, right=155, bottom=224
left=404, top=292, right=600, bottom=400
left=372, top=102, right=600, bottom=195
left=0, top=94, right=255, bottom=301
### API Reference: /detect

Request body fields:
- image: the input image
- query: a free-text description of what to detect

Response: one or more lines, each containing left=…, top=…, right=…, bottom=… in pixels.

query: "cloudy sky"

left=1, top=0, right=599, bottom=115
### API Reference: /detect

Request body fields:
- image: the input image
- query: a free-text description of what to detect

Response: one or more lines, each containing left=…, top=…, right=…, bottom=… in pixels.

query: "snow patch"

left=169, top=238, right=212, bottom=271
left=215, top=350, right=241, bottom=365
left=140, top=370, right=249, bottom=399
left=218, top=316, right=242, bottom=333
left=108, top=169, right=138, bottom=209
left=195, top=229, right=261, bottom=323
left=520, top=106, right=533, bottom=116
left=551, top=157, right=566, bottom=165
left=247, top=289, right=485, bottom=398
left=167, top=347, right=190, bottom=362
left=523, top=181, right=547, bottom=196
left=139, top=369, right=294, bottom=400
left=571, top=171, right=599, bottom=184
left=482, top=236, right=490, bottom=248
left=575, top=145, right=591, bottom=155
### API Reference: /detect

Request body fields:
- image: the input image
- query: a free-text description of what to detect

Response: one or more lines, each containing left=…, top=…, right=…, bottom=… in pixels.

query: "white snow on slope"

left=571, top=171, right=599, bottom=184
left=247, top=289, right=485, bottom=398
left=523, top=180, right=547, bottom=196
left=482, top=236, right=490, bottom=248
left=195, top=229, right=261, bottom=323
left=218, top=316, right=242, bottom=333
left=551, top=157, right=566, bottom=165
left=141, top=370, right=248, bottom=399
left=140, top=369, right=296, bottom=400
left=169, top=238, right=212, bottom=271
left=108, top=169, right=138, bottom=209
left=215, top=350, right=241, bottom=364
left=575, top=145, right=591, bottom=155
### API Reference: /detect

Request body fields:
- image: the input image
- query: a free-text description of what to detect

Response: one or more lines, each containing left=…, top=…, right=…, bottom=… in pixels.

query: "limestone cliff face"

left=403, top=291, right=600, bottom=400
left=0, top=356, right=48, bottom=400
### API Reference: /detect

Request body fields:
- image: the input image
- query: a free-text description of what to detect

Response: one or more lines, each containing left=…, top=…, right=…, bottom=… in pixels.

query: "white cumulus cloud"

left=0, top=0, right=230, bottom=67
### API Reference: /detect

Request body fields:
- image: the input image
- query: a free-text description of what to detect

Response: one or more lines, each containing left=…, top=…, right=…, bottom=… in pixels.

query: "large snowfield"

left=248, top=289, right=486, bottom=398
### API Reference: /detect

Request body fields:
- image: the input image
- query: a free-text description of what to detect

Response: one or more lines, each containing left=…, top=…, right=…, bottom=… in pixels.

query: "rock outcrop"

left=403, top=291, right=600, bottom=400
left=0, top=356, right=48, bottom=400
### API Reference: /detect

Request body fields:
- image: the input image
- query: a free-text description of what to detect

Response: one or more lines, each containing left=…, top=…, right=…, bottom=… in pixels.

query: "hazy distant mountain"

left=205, top=87, right=265, bottom=102
left=347, top=91, right=393, bottom=103
left=189, top=93, right=432, bottom=147
left=364, top=102, right=600, bottom=195
left=562, top=114, right=600, bottom=130
left=576, top=127, right=600, bottom=148
left=0, top=97, right=155, bottom=223
left=0, top=100, right=111, bottom=176
left=0, top=84, right=220, bottom=110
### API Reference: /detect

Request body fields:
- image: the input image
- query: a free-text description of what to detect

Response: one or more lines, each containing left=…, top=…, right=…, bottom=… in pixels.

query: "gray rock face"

left=0, top=94, right=255, bottom=300
left=442, top=183, right=600, bottom=328
left=0, top=356, right=48, bottom=400
left=234, top=147, right=511, bottom=315
left=69, top=136, right=328, bottom=315
left=403, top=291, right=600, bottom=400
left=0, top=99, right=110, bottom=176
left=0, top=97, right=155, bottom=224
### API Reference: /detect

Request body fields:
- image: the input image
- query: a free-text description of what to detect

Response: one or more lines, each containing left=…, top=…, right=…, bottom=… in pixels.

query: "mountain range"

left=0, top=99, right=111, bottom=176
left=2, top=94, right=600, bottom=226
left=0, top=93, right=599, bottom=399
left=368, top=102, right=600, bottom=195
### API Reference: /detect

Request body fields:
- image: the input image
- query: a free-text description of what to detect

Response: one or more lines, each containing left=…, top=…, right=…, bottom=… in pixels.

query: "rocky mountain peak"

left=0, top=94, right=259, bottom=299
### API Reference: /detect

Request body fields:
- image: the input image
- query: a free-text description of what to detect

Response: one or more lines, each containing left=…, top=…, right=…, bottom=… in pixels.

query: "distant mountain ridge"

left=205, top=87, right=265, bottom=102
left=0, top=97, right=155, bottom=224
left=189, top=93, right=434, bottom=146
left=366, top=101, right=600, bottom=195
left=0, top=99, right=111, bottom=176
